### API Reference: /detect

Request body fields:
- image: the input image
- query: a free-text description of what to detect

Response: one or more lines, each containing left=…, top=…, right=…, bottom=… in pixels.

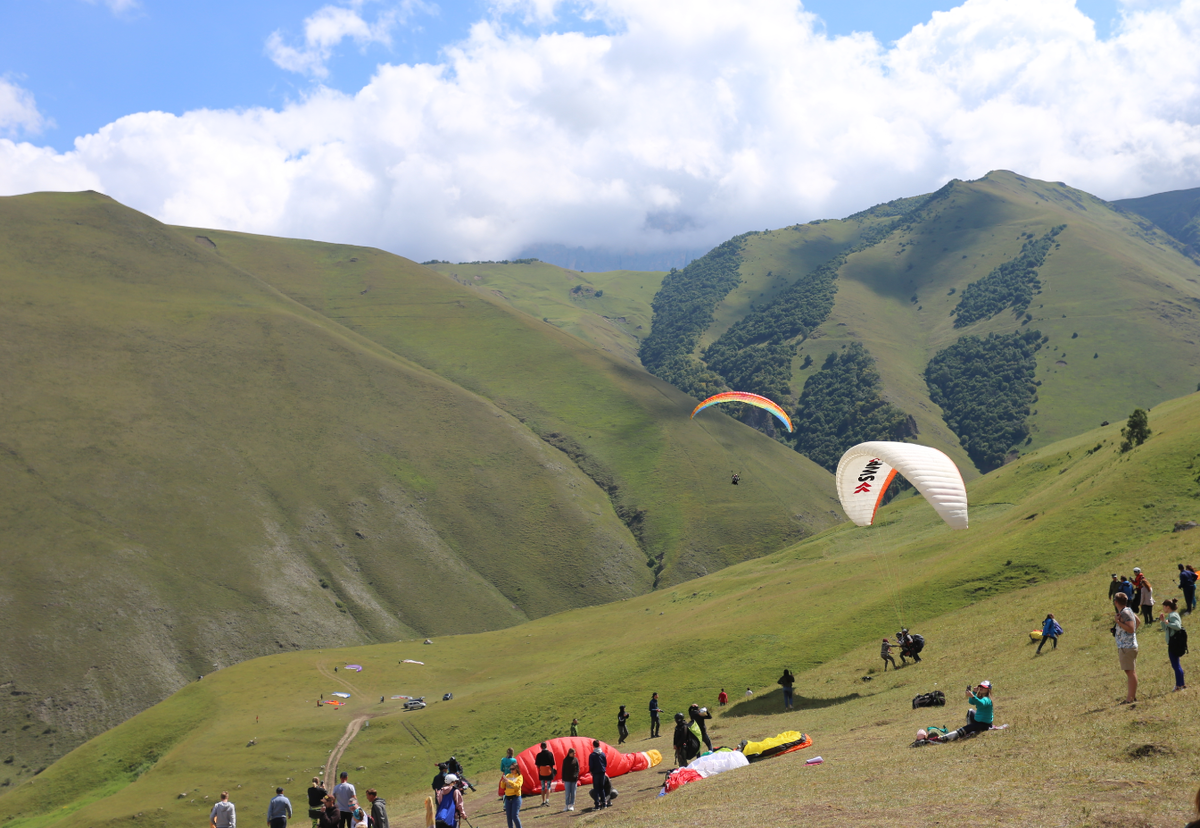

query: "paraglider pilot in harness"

left=897, top=629, right=924, bottom=664
left=731, top=472, right=740, bottom=485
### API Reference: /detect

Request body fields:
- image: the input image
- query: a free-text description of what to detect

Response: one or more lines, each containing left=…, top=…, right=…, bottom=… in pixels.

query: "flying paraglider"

left=498, top=738, right=661, bottom=796
left=691, top=392, right=793, bottom=433
left=834, top=442, right=968, bottom=529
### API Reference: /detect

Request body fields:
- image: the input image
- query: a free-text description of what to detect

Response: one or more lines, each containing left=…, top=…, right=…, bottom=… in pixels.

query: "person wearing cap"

left=1108, top=574, right=1121, bottom=601
left=432, top=763, right=448, bottom=793
left=688, top=703, right=713, bottom=751
left=616, top=705, right=630, bottom=745
left=881, top=638, right=898, bottom=671
left=1114, top=591, right=1140, bottom=704
left=434, top=775, right=465, bottom=828
left=332, top=772, right=355, bottom=828
left=928, top=681, right=994, bottom=742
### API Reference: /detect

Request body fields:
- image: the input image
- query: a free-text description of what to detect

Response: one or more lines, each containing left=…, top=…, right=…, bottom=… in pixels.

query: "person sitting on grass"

left=928, top=681, right=993, bottom=742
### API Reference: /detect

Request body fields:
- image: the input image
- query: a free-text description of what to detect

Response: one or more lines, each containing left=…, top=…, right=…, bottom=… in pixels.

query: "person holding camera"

left=927, top=681, right=993, bottom=742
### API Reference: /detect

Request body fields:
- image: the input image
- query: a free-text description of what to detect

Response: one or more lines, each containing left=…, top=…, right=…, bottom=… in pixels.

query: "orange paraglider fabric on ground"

left=498, top=737, right=662, bottom=796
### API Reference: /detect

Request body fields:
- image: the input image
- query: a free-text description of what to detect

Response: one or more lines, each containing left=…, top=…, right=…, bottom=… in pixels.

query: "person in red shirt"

left=717, top=689, right=728, bottom=706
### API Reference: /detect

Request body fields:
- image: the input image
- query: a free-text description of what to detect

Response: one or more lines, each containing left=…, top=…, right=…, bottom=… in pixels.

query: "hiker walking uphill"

left=648, top=694, right=660, bottom=737
left=688, top=703, right=713, bottom=751
left=1160, top=598, right=1188, bottom=692
left=928, top=681, right=994, bottom=742
left=617, top=705, right=630, bottom=745
left=1037, top=614, right=1062, bottom=653
left=1114, top=592, right=1140, bottom=704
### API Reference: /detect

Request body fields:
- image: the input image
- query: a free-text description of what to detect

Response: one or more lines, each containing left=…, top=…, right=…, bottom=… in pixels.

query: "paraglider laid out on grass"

left=661, top=731, right=812, bottom=795
left=499, top=738, right=662, bottom=796
left=834, top=441, right=969, bottom=529
left=691, top=391, right=794, bottom=433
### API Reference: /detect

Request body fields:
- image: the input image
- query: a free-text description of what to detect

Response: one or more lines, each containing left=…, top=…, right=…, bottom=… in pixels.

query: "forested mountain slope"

left=0, top=192, right=838, bottom=782
left=640, top=172, right=1200, bottom=476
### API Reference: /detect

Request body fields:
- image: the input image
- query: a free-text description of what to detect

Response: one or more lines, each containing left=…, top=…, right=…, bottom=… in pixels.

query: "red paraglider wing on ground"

left=498, top=737, right=661, bottom=796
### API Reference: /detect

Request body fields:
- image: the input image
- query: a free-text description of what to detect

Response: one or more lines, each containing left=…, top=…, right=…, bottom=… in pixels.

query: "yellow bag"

left=1030, top=630, right=1043, bottom=641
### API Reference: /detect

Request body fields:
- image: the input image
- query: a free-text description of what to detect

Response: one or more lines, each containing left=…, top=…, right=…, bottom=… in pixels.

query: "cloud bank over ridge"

left=3, top=0, right=1200, bottom=262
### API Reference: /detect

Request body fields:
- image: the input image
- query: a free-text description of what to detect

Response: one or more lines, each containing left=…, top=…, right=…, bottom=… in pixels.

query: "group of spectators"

left=207, top=771, right=388, bottom=828
left=1110, top=563, right=1193, bottom=703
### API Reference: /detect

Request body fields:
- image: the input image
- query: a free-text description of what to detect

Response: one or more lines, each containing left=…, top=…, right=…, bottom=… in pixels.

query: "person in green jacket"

left=1160, top=598, right=1186, bottom=691
left=928, top=681, right=993, bottom=742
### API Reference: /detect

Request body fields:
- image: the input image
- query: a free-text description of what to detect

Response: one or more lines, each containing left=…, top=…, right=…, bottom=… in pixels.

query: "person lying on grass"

left=928, top=681, right=993, bottom=742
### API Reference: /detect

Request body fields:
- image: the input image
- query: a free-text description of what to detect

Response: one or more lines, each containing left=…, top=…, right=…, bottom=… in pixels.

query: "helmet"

left=674, top=712, right=685, bottom=722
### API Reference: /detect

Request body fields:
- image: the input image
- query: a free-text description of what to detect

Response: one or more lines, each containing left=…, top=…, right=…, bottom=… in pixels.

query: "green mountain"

left=1113, top=185, right=1200, bottom=255
left=640, top=172, right=1200, bottom=476
left=5, top=389, right=1198, bottom=827
left=0, top=192, right=837, bottom=781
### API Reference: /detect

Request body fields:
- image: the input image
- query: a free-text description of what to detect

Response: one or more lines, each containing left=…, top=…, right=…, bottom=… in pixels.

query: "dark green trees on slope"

left=792, top=342, right=915, bottom=472
left=637, top=237, right=746, bottom=398
left=925, top=330, right=1044, bottom=472
left=952, top=225, right=1065, bottom=327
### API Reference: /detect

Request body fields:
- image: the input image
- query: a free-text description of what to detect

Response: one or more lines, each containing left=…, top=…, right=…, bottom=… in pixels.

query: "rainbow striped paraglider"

left=690, top=392, right=793, bottom=433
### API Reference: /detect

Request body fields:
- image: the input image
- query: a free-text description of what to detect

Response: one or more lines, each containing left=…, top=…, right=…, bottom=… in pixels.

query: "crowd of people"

left=1108, top=562, right=1194, bottom=704
left=207, top=771, right=389, bottom=828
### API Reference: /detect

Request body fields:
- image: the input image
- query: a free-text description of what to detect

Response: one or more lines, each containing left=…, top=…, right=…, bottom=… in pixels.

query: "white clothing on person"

left=1115, top=607, right=1139, bottom=649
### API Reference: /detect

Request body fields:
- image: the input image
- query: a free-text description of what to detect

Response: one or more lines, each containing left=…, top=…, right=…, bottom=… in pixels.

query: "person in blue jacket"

left=1037, top=613, right=1062, bottom=653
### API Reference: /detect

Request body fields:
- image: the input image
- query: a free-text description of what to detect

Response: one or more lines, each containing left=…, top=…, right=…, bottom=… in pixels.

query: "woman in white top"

left=1139, top=579, right=1155, bottom=625
left=1114, top=592, right=1139, bottom=704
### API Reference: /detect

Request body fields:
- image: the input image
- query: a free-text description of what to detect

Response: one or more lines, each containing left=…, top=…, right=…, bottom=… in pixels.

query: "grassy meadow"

left=0, top=191, right=839, bottom=781
left=6, top=391, right=1200, bottom=827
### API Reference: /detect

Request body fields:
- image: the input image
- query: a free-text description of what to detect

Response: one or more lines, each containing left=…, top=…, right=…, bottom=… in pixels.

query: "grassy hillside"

left=1114, top=185, right=1200, bottom=254
left=0, top=192, right=842, bottom=784
left=426, top=260, right=661, bottom=364
left=643, top=172, right=1200, bottom=477
left=9, top=389, right=1200, bottom=827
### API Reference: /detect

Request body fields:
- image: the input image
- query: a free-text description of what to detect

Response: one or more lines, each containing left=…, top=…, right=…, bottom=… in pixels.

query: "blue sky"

left=1, top=0, right=1192, bottom=262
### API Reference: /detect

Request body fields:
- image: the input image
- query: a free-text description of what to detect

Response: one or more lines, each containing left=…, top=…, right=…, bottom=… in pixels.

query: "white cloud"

left=81, top=0, right=140, bottom=14
left=267, top=2, right=412, bottom=79
left=0, top=77, right=50, bottom=137
left=5, top=0, right=1200, bottom=261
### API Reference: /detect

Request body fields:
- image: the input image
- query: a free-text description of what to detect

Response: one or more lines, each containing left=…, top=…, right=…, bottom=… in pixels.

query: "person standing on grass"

left=434, top=776, right=464, bottom=828
left=501, top=766, right=524, bottom=828
left=881, top=638, right=898, bottom=671
left=1037, top=614, right=1062, bottom=653
left=365, top=790, right=387, bottom=828
left=306, top=777, right=327, bottom=826
left=317, top=796, right=339, bottom=828
left=267, top=787, right=292, bottom=828
left=1179, top=564, right=1197, bottom=614
left=1108, top=573, right=1121, bottom=601
left=928, top=681, right=993, bottom=742
left=1114, top=592, right=1140, bottom=704
left=1132, top=568, right=1144, bottom=614
left=534, top=741, right=556, bottom=806
left=617, top=705, right=630, bottom=745
left=1119, top=575, right=1134, bottom=606
left=648, top=694, right=660, bottom=737
left=333, top=772, right=355, bottom=828
left=1140, top=578, right=1156, bottom=625
left=718, top=688, right=728, bottom=706
left=561, top=747, right=580, bottom=812
left=778, top=669, right=796, bottom=710
left=688, top=703, right=713, bottom=751
left=588, top=739, right=609, bottom=809
left=210, top=791, right=236, bottom=828
left=1160, top=598, right=1187, bottom=692
left=570, top=717, right=579, bottom=737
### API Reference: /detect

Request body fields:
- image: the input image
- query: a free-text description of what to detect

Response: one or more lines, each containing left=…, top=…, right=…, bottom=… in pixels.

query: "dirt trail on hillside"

left=325, top=714, right=373, bottom=789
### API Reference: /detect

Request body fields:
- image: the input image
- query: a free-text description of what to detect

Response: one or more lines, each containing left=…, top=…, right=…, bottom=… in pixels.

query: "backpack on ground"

left=1170, top=627, right=1189, bottom=658
left=912, top=690, right=945, bottom=709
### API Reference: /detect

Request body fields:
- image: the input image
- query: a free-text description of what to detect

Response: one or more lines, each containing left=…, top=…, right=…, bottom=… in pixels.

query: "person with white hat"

left=928, top=681, right=994, bottom=742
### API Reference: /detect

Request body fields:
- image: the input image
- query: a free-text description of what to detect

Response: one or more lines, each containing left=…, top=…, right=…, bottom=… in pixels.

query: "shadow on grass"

left=719, top=688, right=865, bottom=718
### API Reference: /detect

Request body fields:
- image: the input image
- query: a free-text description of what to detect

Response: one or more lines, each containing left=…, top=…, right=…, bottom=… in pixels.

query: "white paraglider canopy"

left=835, top=442, right=968, bottom=530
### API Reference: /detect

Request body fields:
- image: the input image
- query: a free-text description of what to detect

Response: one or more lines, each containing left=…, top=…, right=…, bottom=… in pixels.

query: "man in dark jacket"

left=648, top=693, right=660, bottom=738
left=672, top=713, right=701, bottom=766
left=688, top=703, right=713, bottom=751
left=432, top=762, right=448, bottom=792
left=534, top=742, right=556, bottom=806
left=365, top=789, right=388, bottom=828
left=587, top=740, right=608, bottom=809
